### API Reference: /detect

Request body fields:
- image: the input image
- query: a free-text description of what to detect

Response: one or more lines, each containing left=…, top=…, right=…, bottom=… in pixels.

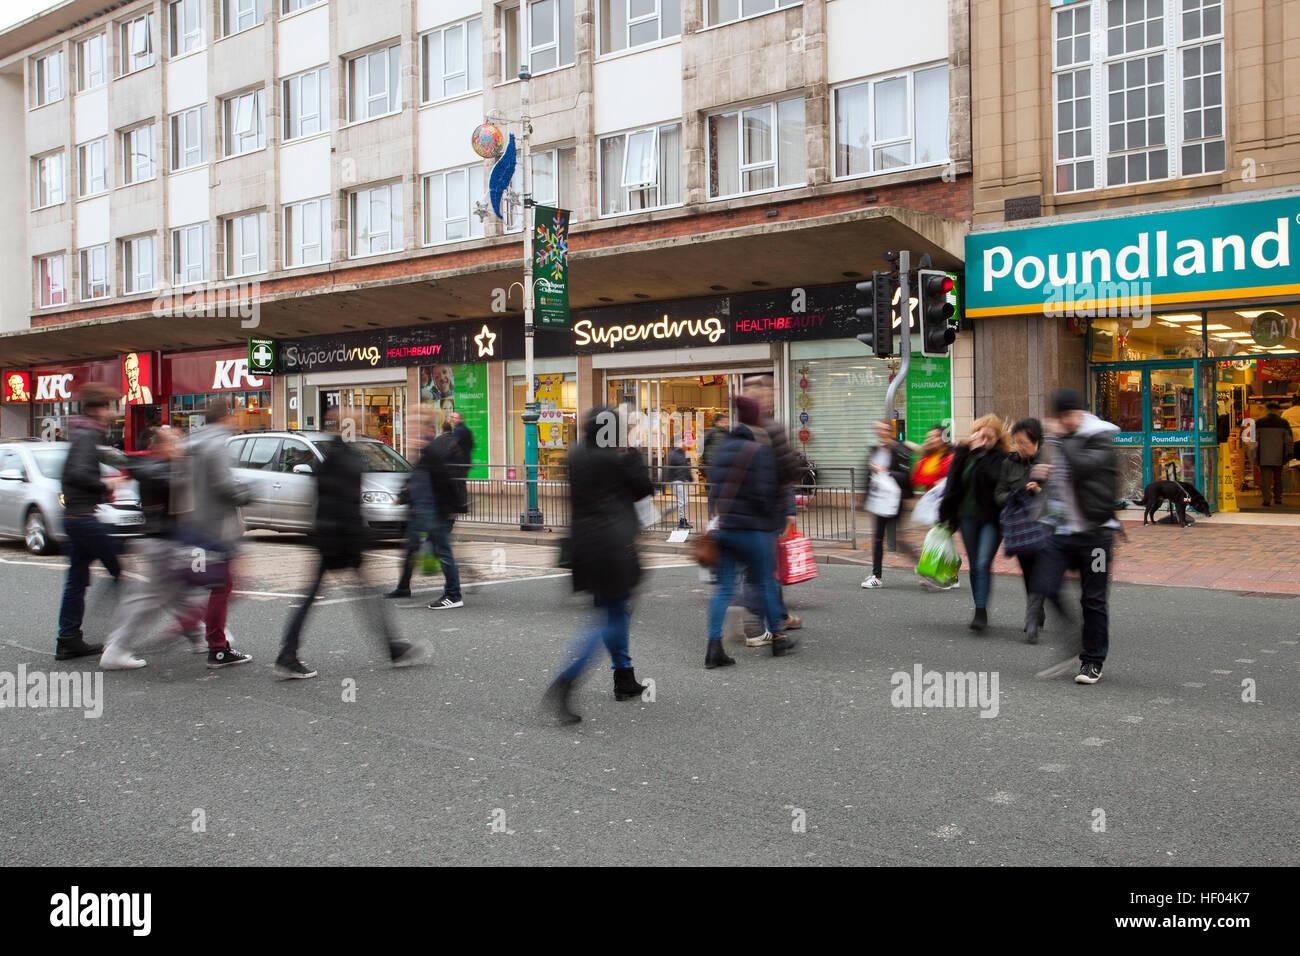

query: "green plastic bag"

left=917, top=525, right=960, bottom=586
left=418, top=533, right=441, bottom=576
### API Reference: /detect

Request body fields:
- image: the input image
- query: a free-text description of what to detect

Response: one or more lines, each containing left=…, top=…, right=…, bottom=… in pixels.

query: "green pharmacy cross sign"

left=248, top=337, right=276, bottom=375
left=534, top=205, right=570, bottom=330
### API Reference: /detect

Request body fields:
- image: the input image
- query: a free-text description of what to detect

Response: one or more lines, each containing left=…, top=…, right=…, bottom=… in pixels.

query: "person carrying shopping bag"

left=861, top=420, right=913, bottom=589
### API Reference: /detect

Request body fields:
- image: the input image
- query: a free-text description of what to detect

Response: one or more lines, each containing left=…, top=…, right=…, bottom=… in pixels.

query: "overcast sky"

left=0, top=0, right=62, bottom=32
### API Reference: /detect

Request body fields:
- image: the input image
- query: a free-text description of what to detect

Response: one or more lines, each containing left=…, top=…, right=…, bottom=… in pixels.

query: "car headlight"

left=58, top=493, right=65, bottom=506
left=362, top=492, right=394, bottom=505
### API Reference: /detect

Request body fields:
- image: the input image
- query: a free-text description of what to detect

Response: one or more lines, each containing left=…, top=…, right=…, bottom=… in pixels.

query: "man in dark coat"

left=275, top=436, right=427, bottom=679
left=448, top=411, right=474, bottom=514
left=1255, top=402, right=1295, bottom=507
left=388, top=421, right=462, bottom=605
left=543, top=406, right=654, bottom=724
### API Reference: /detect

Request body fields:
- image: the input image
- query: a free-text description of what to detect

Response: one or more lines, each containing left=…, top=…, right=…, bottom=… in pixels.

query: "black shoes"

left=207, top=645, right=253, bottom=669
left=1026, top=621, right=1040, bottom=644
left=55, top=636, right=103, bottom=661
left=705, top=641, right=735, bottom=669
left=428, top=595, right=464, bottom=609
left=390, top=640, right=430, bottom=667
left=542, top=679, right=580, bottom=724
left=969, top=608, right=988, bottom=632
left=385, top=587, right=411, bottom=598
left=678, top=519, right=692, bottom=529
left=771, top=633, right=798, bottom=657
left=274, top=656, right=318, bottom=680
left=1074, top=662, right=1103, bottom=684
left=613, top=667, right=647, bottom=701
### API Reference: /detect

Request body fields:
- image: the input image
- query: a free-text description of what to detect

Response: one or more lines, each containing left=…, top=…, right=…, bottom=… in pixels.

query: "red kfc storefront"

left=26, top=353, right=160, bottom=449
left=163, top=346, right=272, bottom=435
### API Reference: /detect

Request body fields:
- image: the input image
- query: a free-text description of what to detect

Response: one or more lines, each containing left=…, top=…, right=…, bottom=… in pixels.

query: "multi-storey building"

left=968, top=0, right=1300, bottom=513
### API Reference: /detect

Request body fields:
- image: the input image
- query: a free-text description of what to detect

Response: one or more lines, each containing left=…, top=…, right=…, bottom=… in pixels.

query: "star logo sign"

left=474, top=324, right=496, bottom=357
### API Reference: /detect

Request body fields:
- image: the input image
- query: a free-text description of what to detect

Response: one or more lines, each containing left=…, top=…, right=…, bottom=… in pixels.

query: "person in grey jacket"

left=1255, top=402, right=1295, bottom=507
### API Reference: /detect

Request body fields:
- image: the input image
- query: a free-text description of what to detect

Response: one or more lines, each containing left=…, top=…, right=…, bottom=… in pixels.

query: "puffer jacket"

left=708, top=426, right=781, bottom=533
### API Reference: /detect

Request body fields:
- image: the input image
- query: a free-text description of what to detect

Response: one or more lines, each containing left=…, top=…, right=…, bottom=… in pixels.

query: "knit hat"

left=1051, top=388, right=1085, bottom=415
left=733, top=395, right=761, bottom=426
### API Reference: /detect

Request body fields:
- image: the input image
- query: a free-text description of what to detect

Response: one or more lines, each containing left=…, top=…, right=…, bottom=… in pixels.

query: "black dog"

left=1142, top=480, right=1211, bottom=527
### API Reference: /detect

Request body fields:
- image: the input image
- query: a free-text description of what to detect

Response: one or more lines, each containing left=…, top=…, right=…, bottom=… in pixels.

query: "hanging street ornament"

left=488, top=133, right=517, bottom=221
left=471, top=123, right=506, bottom=159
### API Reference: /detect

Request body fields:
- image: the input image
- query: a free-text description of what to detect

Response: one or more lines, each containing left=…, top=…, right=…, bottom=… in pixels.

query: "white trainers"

left=100, top=646, right=147, bottom=670
left=861, top=575, right=883, bottom=589
left=745, top=630, right=774, bottom=647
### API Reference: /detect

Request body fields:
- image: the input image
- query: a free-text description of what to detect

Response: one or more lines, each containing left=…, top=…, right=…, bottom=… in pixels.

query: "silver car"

left=224, top=430, right=411, bottom=538
left=0, top=440, right=144, bottom=555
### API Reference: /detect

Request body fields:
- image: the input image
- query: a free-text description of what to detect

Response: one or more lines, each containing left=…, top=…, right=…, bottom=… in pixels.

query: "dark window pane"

left=1149, top=148, right=1167, bottom=179
left=1182, top=143, right=1202, bottom=175
left=1204, top=139, right=1224, bottom=172
left=1077, top=160, right=1094, bottom=189
left=1127, top=152, right=1146, bottom=182
left=1204, top=107, right=1222, bottom=137
left=1108, top=154, right=1126, bottom=183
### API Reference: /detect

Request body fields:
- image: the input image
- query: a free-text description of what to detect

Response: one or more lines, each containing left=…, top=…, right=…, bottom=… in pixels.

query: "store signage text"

left=35, top=374, right=73, bottom=401
left=573, top=315, right=726, bottom=349
left=734, top=314, right=826, bottom=334
left=212, top=359, right=264, bottom=391
left=284, top=344, right=382, bottom=370
left=388, top=345, right=443, bottom=360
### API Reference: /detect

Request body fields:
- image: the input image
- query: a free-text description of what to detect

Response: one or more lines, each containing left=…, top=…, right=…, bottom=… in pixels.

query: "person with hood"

left=1029, top=389, right=1120, bottom=685
left=276, top=436, right=427, bottom=679
left=705, top=395, right=796, bottom=666
left=664, top=437, right=693, bottom=529
left=543, top=406, right=654, bottom=724
left=1255, top=401, right=1295, bottom=507
left=55, top=383, right=125, bottom=661
left=860, top=420, right=913, bottom=589
left=995, top=418, right=1047, bottom=644
left=938, top=414, right=1011, bottom=631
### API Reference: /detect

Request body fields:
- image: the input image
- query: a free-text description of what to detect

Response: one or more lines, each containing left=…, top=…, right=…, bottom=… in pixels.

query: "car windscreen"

left=30, top=448, right=68, bottom=479
left=312, top=440, right=411, bottom=473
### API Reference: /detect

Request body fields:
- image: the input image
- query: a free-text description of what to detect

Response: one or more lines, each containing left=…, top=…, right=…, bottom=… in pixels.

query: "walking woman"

left=543, top=406, right=654, bottom=724
left=995, top=418, right=1047, bottom=643
left=860, top=420, right=913, bottom=589
left=938, top=415, right=1011, bottom=631
left=913, top=425, right=952, bottom=494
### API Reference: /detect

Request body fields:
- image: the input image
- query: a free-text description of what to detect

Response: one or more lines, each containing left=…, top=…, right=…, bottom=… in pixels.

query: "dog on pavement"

left=1142, top=480, right=1211, bottom=527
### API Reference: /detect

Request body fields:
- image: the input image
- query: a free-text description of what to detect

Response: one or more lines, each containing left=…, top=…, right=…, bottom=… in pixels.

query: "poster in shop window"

left=905, top=352, right=953, bottom=446
left=533, top=205, right=570, bottom=331
left=419, top=363, right=488, bottom=480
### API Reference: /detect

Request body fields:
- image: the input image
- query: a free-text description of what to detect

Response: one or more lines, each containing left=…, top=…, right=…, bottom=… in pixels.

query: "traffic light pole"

left=883, top=250, right=911, bottom=420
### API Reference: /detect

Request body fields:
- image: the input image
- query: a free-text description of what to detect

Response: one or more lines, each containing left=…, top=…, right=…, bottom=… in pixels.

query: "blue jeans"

left=396, top=511, right=433, bottom=590
left=557, top=595, right=632, bottom=682
left=958, top=517, right=1002, bottom=611
left=58, top=515, right=122, bottom=639
left=710, top=528, right=785, bottom=641
left=741, top=528, right=788, bottom=621
left=430, top=515, right=461, bottom=600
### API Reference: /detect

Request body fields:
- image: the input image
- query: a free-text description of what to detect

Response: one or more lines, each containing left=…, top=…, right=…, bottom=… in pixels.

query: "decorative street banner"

left=905, top=352, right=953, bottom=445
left=534, top=205, right=570, bottom=330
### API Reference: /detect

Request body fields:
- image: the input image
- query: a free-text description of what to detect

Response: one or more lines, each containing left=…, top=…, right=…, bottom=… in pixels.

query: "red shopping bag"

left=778, top=524, right=819, bottom=585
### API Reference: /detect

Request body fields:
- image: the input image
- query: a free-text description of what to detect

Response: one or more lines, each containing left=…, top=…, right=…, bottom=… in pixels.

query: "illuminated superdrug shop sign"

left=278, top=317, right=521, bottom=373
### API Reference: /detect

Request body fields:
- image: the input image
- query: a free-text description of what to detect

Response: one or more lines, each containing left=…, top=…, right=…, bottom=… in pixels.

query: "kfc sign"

left=35, top=373, right=74, bottom=401
left=164, top=348, right=268, bottom=395
left=3, top=372, right=31, bottom=403
left=213, top=358, right=264, bottom=391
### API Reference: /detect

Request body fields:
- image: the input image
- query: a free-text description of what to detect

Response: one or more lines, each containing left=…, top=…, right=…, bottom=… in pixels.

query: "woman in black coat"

left=994, top=418, right=1046, bottom=643
left=938, top=415, right=1011, bottom=631
left=544, top=406, right=654, bottom=724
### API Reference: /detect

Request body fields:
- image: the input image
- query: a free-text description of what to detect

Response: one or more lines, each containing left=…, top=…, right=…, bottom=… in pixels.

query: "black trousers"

left=279, top=555, right=397, bottom=661
left=1031, top=531, right=1113, bottom=666
left=872, top=513, right=897, bottom=578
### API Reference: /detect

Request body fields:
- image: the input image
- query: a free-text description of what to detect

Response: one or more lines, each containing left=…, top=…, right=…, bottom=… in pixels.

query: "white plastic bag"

left=911, top=478, right=946, bottom=527
left=865, top=473, right=901, bottom=517
left=634, top=495, right=658, bottom=528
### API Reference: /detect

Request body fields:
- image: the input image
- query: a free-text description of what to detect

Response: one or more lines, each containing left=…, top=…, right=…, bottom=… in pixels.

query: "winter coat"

left=60, top=417, right=109, bottom=516
left=568, top=441, right=654, bottom=601
left=181, top=423, right=250, bottom=552
left=447, top=424, right=473, bottom=511
left=708, top=426, right=781, bottom=533
left=1256, top=413, right=1295, bottom=468
left=129, top=454, right=177, bottom=537
left=432, top=431, right=469, bottom=513
left=664, top=447, right=692, bottom=483
left=312, top=438, right=366, bottom=570
left=912, top=450, right=951, bottom=492
left=867, top=441, right=913, bottom=504
left=700, top=426, right=727, bottom=473
left=939, top=444, right=1008, bottom=528
left=1048, top=412, right=1120, bottom=532
left=994, top=448, right=1042, bottom=508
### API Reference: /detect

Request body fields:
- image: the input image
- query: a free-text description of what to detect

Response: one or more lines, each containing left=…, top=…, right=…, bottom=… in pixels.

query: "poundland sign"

left=965, top=195, right=1300, bottom=318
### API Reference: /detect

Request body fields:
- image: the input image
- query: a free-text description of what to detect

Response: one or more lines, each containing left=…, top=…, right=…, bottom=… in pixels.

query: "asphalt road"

left=0, top=534, right=1295, bottom=866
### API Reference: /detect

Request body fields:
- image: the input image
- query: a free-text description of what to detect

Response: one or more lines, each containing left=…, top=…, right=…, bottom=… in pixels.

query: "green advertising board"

left=905, top=352, right=952, bottom=445
left=533, top=205, right=570, bottom=330
left=418, top=362, right=489, bottom=479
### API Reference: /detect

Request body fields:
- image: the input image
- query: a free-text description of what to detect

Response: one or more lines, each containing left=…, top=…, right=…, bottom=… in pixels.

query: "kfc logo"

left=4, top=372, right=30, bottom=403
left=212, top=359, right=265, bottom=391
left=35, top=374, right=73, bottom=401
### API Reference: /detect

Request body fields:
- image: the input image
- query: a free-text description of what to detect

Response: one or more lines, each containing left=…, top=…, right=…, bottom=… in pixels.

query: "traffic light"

left=918, top=269, right=956, bottom=357
left=856, top=272, right=897, bottom=358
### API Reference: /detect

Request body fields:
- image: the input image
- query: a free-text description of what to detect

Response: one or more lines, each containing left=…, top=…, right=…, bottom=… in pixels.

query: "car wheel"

left=25, top=508, right=55, bottom=556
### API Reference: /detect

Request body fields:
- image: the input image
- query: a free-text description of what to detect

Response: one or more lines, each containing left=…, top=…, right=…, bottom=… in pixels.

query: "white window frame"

left=123, top=235, right=157, bottom=294
left=224, top=0, right=265, bottom=38
left=599, top=0, right=681, bottom=56
left=77, top=139, right=108, bottom=198
left=283, top=66, right=330, bottom=140
left=34, top=152, right=66, bottom=209
left=505, top=144, right=576, bottom=232
left=597, top=123, right=682, bottom=217
left=282, top=0, right=324, bottom=13
left=348, top=182, right=403, bottom=258
left=79, top=245, right=111, bottom=301
left=120, top=14, right=156, bottom=75
left=32, top=50, right=64, bottom=107
left=223, top=88, right=266, bottom=157
left=225, top=211, right=266, bottom=278
left=169, top=0, right=204, bottom=57
left=170, top=105, right=208, bottom=170
left=76, top=34, right=106, bottom=92
left=420, top=18, right=483, bottom=103
left=422, top=165, right=486, bottom=246
left=707, top=97, right=805, bottom=200
left=172, top=223, right=210, bottom=286
left=346, top=44, right=401, bottom=123
left=284, top=197, right=332, bottom=267
left=831, top=63, right=950, bottom=181
left=705, top=0, right=800, bottom=29
left=501, top=1, right=575, bottom=80
left=38, top=255, right=68, bottom=308
left=121, top=124, right=157, bottom=185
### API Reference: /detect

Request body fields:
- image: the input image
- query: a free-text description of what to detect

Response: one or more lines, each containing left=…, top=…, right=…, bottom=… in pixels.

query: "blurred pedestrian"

left=995, top=418, right=1046, bottom=644
left=542, top=406, right=653, bottom=724
left=448, top=410, right=473, bottom=514
left=1256, top=401, right=1294, bottom=507
left=388, top=418, right=436, bottom=599
left=665, top=437, right=692, bottom=529
left=913, top=425, right=952, bottom=493
left=276, top=436, right=428, bottom=679
left=860, top=420, right=913, bottom=589
left=55, top=383, right=124, bottom=661
left=938, top=414, right=1011, bottom=631
left=423, top=422, right=467, bottom=609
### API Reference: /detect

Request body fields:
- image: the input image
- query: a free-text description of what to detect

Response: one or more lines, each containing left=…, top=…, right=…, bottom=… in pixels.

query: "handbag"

left=1000, top=487, right=1051, bottom=556
left=694, top=444, right=756, bottom=568
left=777, top=523, right=819, bottom=585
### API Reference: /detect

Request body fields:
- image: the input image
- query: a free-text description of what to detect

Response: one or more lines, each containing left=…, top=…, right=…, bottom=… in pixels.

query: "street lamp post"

left=518, top=67, right=544, bottom=530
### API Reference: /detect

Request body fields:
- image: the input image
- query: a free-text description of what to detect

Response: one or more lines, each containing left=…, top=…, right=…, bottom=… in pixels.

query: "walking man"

left=665, top=437, right=692, bottom=529
left=1256, top=402, right=1294, bottom=507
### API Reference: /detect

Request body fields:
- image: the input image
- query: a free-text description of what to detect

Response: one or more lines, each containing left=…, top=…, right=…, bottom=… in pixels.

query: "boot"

left=969, top=608, right=988, bottom=632
left=771, top=632, right=799, bottom=657
left=613, top=667, right=646, bottom=701
left=705, top=641, right=735, bottom=669
left=542, top=679, right=580, bottom=724
left=56, top=636, right=103, bottom=661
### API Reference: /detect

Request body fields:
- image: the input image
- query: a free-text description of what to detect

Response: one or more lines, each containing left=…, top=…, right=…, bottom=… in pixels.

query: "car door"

left=0, top=448, right=26, bottom=535
left=273, top=438, right=319, bottom=530
left=235, top=437, right=282, bottom=528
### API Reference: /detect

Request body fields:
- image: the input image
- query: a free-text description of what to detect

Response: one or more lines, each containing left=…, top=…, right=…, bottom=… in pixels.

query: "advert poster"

left=4, top=371, right=31, bottom=403
left=905, top=352, right=953, bottom=445
left=121, top=351, right=157, bottom=405
left=535, top=374, right=566, bottom=449
left=418, top=363, right=488, bottom=480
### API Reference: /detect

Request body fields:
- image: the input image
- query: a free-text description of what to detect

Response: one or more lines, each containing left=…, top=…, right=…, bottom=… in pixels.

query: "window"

left=38, top=255, right=68, bottom=307
left=123, top=235, right=156, bottom=293
left=170, top=106, right=208, bottom=170
left=600, top=0, right=680, bottom=55
left=122, top=125, right=156, bottom=185
left=76, top=35, right=105, bottom=91
left=1052, top=0, right=1225, bottom=193
left=420, top=18, right=482, bottom=102
left=706, top=0, right=799, bottom=28
left=346, top=44, right=401, bottom=122
left=501, top=0, right=574, bottom=79
left=225, top=211, right=266, bottom=277
left=348, top=183, right=403, bottom=257
left=423, top=165, right=486, bottom=245
left=708, top=98, right=804, bottom=198
left=504, top=145, right=575, bottom=232
left=80, top=245, right=110, bottom=300
left=283, top=0, right=324, bottom=12
left=284, top=197, right=331, bottom=267
left=223, top=0, right=265, bottom=37
left=169, top=0, right=204, bottom=56
left=833, top=65, right=949, bottom=178
left=598, top=124, right=681, bottom=215
left=32, top=51, right=63, bottom=106
left=172, top=223, right=210, bottom=285
left=283, top=66, right=329, bottom=140
left=35, top=152, right=65, bottom=208
left=120, top=14, right=156, bottom=75
left=223, top=89, right=265, bottom=156
left=77, top=139, right=108, bottom=197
